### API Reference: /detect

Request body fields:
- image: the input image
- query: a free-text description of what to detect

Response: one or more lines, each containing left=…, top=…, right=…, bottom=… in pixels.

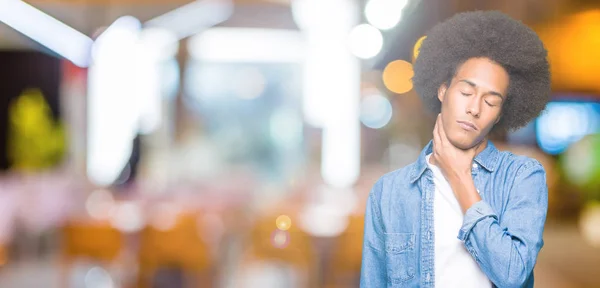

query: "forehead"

left=454, top=57, right=509, bottom=93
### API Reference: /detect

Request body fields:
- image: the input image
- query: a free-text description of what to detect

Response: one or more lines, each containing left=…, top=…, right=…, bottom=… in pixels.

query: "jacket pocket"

left=385, top=232, right=416, bottom=286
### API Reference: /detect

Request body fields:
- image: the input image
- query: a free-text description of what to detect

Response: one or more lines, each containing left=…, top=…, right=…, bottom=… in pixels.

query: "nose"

left=467, top=96, right=481, bottom=118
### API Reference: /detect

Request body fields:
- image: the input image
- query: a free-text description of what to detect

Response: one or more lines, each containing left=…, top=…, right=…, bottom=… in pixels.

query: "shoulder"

left=496, top=150, right=546, bottom=180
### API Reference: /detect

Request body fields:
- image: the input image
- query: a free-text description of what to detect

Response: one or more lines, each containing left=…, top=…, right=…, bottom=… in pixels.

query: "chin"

left=447, top=133, right=481, bottom=150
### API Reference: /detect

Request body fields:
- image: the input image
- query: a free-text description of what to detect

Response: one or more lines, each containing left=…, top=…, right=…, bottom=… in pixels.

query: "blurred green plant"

left=7, top=88, right=66, bottom=171
left=560, top=134, right=600, bottom=202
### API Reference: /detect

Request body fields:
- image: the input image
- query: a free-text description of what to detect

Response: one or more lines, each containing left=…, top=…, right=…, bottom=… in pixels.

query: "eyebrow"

left=458, top=79, right=505, bottom=99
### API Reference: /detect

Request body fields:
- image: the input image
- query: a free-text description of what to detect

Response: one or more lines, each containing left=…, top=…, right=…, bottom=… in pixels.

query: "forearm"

left=447, top=172, right=481, bottom=214
left=449, top=169, right=546, bottom=287
left=458, top=201, right=542, bottom=287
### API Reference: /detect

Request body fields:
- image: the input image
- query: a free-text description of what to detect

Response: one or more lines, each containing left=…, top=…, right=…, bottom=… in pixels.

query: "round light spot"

left=536, top=102, right=600, bottom=155
left=580, top=202, right=600, bottom=248
left=271, top=229, right=290, bottom=249
left=84, top=266, right=115, bottom=288
left=360, top=93, right=393, bottom=129
left=560, top=133, right=600, bottom=198
left=276, top=215, right=292, bottom=231
left=348, top=24, right=383, bottom=59
left=109, top=201, right=144, bottom=233
left=365, top=0, right=407, bottom=30
left=563, top=135, right=595, bottom=186
left=85, top=189, right=116, bottom=220
left=150, top=202, right=180, bottom=231
left=383, top=60, right=414, bottom=94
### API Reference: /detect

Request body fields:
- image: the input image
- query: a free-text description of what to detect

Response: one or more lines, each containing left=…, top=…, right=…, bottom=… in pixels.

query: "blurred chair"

left=324, top=215, right=365, bottom=288
left=136, top=211, right=214, bottom=288
left=60, top=220, right=124, bottom=287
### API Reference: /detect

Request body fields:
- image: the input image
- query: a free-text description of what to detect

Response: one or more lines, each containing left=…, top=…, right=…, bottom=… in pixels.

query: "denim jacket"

left=360, top=140, right=548, bottom=288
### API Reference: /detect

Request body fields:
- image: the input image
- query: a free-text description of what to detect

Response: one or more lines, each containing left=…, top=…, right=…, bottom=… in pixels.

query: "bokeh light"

left=109, top=201, right=144, bottom=233
left=84, top=266, right=115, bottom=288
left=537, top=102, right=600, bottom=155
left=364, top=0, right=407, bottom=30
left=297, top=185, right=353, bottom=237
left=291, top=0, right=356, bottom=32
left=149, top=202, right=180, bottom=231
left=412, top=36, right=426, bottom=62
left=579, top=201, right=600, bottom=248
left=382, top=59, right=414, bottom=94
left=276, top=215, right=292, bottom=231
left=348, top=24, right=383, bottom=59
left=561, top=134, right=600, bottom=198
left=85, top=189, right=116, bottom=220
left=298, top=204, right=350, bottom=238
left=535, top=10, right=600, bottom=93
left=360, top=93, right=393, bottom=129
left=271, top=229, right=290, bottom=249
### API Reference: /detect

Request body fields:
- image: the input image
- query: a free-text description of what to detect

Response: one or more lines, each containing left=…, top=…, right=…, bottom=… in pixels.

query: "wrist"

left=449, top=169, right=472, bottom=184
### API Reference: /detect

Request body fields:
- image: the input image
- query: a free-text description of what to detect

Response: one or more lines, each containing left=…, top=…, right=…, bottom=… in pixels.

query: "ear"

left=437, top=83, right=448, bottom=103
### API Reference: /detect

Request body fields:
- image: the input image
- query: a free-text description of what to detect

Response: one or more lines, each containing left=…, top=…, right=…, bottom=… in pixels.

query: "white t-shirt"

left=426, top=154, right=492, bottom=288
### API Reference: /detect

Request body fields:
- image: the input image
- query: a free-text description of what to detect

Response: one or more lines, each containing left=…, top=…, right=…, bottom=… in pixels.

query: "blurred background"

left=0, top=0, right=599, bottom=287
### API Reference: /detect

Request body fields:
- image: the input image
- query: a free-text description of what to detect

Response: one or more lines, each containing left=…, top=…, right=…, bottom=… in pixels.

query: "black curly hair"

left=412, top=10, right=551, bottom=132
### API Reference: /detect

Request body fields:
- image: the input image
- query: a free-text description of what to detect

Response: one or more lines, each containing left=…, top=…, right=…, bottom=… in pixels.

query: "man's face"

left=437, top=57, right=509, bottom=150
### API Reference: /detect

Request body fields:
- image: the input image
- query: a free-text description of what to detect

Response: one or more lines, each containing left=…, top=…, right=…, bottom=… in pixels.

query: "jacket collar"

left=409, top=139, right=500, bottom=183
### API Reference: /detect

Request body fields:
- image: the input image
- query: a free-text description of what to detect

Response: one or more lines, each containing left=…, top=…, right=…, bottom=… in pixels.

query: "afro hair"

left=412, top=10, right=551, bottom=132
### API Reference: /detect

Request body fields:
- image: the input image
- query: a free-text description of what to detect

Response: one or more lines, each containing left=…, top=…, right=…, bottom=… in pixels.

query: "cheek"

left=445, top=92, right=469, bottom=111
left=440, top=93, right=454, bottom=114
left=481, top=113, right=501, bottom=132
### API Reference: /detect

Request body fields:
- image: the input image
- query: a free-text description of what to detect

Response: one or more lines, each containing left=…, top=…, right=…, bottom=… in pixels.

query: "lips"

left=457, top=120, right=478, bottom=131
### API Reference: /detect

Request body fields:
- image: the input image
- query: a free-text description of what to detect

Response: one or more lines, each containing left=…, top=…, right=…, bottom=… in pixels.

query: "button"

left=472, top=163, right=478, bottom=168
left=426, top=273, right=431, bottom=281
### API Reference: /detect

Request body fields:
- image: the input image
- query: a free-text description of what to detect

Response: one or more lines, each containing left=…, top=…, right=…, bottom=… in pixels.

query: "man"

left=360, top=11, right=551, bottom=288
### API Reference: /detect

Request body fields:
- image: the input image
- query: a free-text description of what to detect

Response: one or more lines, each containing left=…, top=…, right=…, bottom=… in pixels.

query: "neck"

left=427, top=138, right=488, bottom=166
left=472, top=138, right=488, bottom=155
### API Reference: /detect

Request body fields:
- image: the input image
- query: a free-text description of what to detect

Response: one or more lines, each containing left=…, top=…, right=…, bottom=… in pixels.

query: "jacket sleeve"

left=458, top=161, right=548, bottom=288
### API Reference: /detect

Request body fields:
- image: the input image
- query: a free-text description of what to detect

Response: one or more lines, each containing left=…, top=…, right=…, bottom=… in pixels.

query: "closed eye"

left=485, top=101, right=497, bottom=107
left=461, top=92, right=472, bottom=96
